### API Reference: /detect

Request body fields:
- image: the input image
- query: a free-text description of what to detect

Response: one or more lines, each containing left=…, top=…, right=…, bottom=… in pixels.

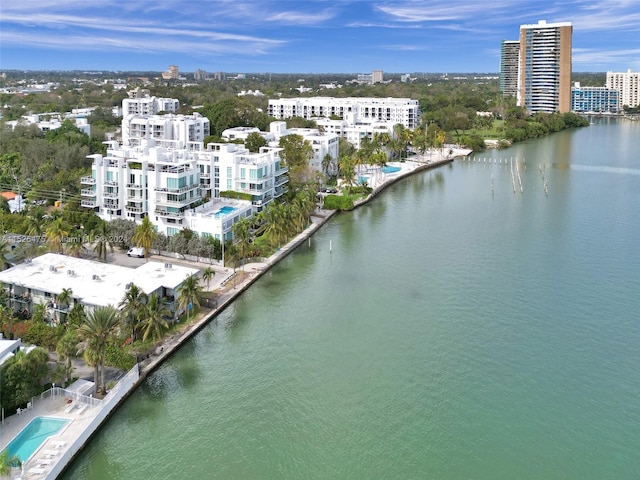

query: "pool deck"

left=1, top=394, right=102, bottom=479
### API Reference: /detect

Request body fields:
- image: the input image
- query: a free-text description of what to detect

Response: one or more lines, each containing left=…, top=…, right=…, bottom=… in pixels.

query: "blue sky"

left=1, top=0, right=639, bottom=73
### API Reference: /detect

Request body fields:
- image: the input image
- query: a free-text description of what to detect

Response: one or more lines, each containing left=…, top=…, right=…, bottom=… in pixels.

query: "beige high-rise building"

left=606, top=70, right=640, bottom=108
left=162, top=65, right=179, bottom=80
left=372, top=70, right=384, bottom=84
left=518, top=20, right=573, bottom=113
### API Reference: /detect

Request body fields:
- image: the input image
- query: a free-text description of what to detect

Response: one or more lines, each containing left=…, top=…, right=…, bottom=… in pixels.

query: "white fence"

left=42, top=364, right=140, bottom=479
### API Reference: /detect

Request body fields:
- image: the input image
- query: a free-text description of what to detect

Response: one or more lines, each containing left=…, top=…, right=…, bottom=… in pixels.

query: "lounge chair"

left=64, top=403, right=76, bottom=413
left=77, top=404, right=88, bottom=415
left=36, top=458, right=52, bottom=466
left=51, top=440, right=66, bottom=448
left=42, top=449, right=58, bottom=457
left=28, top=467, right=46, bottom=475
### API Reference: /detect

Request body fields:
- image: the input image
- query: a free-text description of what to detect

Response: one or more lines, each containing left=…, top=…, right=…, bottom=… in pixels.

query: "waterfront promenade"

left=1, top=149, right=468, bottom=480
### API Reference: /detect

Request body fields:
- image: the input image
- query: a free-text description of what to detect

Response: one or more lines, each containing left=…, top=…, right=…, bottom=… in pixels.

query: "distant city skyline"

left=1, top=1, right=639, bottom=74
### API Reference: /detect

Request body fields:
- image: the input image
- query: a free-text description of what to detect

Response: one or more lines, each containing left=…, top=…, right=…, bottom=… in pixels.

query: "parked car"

left=127, top=247, right=145, bottom=258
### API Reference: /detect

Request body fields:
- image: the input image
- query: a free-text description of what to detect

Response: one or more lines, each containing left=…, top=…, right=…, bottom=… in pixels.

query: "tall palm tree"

left=176, top=274, right=202, bottom=323
left=201, top=267, right=215, bottom=290
left=321, top=153, right=333, bottom=177
left=140, top=293, right=170, bottom=341
left=93, top=220, right=114, bottom=262
left=232, top=217, right=252, bottom=270
left=45, top=217, right=69, bottom=254
left=338, top=155, right=356, bottom=194
left=118, top=283, right=147, bottom=343
left=132, top=216, right=157, bottom=260
left=76, top=306, right=120, bottom=393
left=56, top=329, right=79, bottom=385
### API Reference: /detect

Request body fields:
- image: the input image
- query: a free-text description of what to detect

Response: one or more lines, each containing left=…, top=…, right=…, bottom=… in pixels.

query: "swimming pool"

left=382, top=165, right=401, bottom=173
left=207, top=205, right=237, bottom=218
left=5, top=417, right=69, bottom=461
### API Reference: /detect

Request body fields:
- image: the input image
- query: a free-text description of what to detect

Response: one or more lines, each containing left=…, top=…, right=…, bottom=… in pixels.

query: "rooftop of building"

left=0, top=253, right=200, bottom=308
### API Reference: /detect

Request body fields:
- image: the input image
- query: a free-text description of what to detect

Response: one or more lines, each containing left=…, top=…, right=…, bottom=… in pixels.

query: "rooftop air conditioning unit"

left=67, top=270, right=73, bottom=276
left=49, top=265, right=56, bottom=272
left=92, top=274, right=100, bottom=281
left=126, top=282, right=133, bottom=289
left=25, top=258, right=32, bottom=264
left=164, top=263, right=172, bottom=269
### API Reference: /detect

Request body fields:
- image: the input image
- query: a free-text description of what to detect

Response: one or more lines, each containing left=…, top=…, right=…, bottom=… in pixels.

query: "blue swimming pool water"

left=5, top=417, right=69, bottom=461
left=382, top=165, right=401, bottom=173
left=358, top=176, right=369, bottom=184
left=208, top=205, right=237, bottom=218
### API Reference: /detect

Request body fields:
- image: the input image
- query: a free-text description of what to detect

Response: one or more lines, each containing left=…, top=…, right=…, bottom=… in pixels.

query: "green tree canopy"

left=245, top=132, right=267, bottom=152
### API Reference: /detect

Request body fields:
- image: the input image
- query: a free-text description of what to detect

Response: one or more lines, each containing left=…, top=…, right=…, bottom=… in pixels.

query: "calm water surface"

left=65, top=118, right=640, bottom=479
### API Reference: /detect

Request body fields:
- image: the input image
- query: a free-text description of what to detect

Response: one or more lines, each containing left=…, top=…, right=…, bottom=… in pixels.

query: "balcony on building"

left=154, top=208, right=185, bottom=218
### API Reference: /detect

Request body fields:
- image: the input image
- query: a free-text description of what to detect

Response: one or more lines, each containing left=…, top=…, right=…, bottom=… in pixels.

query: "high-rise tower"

left=500, top=40, right=520, bottom=98
left=518, top=20, right=572, bottom=113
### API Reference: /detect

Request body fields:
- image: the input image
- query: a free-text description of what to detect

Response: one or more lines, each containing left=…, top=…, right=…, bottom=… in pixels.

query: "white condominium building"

left=5, top=113, right=91, bottom=136
left=82, top=140, right=202, bottom=235
left=122, top=112, right=210, bottom=148
left=268, top=97, right=420, bottom=129
left=606, top=70, right=640, bottom=108
left=122, top=94, right=179, bottom=116
left=204, top=143, right=288, bottom=211
left=314, top=118, right=395, bottom=150
left=268, top=122, right=339, bottom=173
left=82, top=140, right=287, bottom=239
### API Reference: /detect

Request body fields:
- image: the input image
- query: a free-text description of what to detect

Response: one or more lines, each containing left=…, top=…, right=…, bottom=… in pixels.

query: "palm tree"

left=132, top=216, right=157, bottom=260
left=176, top=274, right=202, bottom=323
left=338, top=155, right=356, bottom=194
left=232, top=217, right=252, bottom=270
left=118, top=283, right=147, bottom=343
left=45, top=217, right=69, bottom=254
left=140, top=293, right=170, bottom=341
left=321, top=153, right=334, bottom=177
left=57, top=287, right=73, bottom=310
left=56, top=287, right=73, bottom=323
left=64, top=228, right=85, bottom=257
left=93, top=220, right=114, bottom=262
left=201, top=267, right=215, bottom=290
left=56, top=329, right=79, bottom=385
left=24, top=207, right=46, bottom=238
left=76, top=305, right=120, bottom=394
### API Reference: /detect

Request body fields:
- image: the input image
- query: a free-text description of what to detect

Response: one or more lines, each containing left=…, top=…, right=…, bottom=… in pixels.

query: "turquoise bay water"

left=65, top=118, right=640, bottom=479
left=7, top=417, right=68, bottom=461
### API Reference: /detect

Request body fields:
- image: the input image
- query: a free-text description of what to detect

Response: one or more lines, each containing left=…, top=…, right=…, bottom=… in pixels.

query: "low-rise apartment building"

left=571, top=83, right=619, bottom=113
left=0, top=253, right=199, bottom=323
